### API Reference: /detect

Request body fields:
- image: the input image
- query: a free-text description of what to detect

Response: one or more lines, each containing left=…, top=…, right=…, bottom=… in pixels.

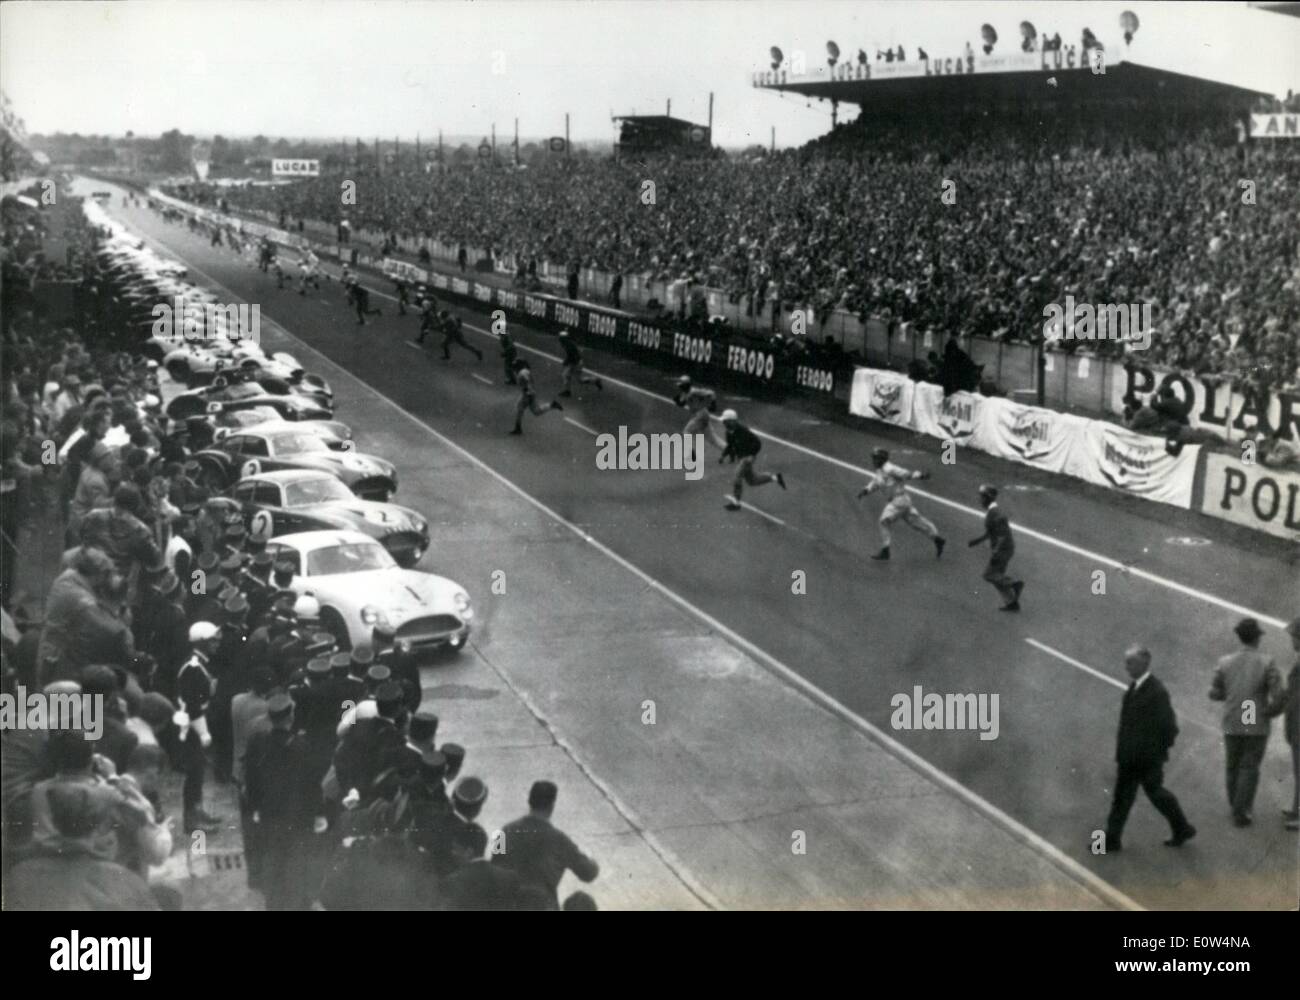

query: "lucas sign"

left=271, top=158, right=321, bottom=177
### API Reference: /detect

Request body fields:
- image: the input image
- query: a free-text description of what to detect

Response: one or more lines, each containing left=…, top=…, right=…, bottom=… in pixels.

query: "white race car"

left=266, top=530, right=472, bottom=655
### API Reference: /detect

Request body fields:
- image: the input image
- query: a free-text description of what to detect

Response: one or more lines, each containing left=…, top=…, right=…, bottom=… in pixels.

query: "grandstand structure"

left=752, top=44, right=1272, bottom=122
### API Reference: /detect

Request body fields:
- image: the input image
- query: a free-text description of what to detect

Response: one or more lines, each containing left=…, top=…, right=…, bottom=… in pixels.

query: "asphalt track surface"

left=95, top=183, right=1297, bottom=910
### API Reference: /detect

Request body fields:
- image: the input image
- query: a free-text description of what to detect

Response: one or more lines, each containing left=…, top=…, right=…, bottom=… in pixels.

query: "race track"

left=89, top=181, right=1298, bottom=910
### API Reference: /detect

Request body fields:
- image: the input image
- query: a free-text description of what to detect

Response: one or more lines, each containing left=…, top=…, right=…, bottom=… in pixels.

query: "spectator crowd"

left=202, top=105, right=1297, bottom=398
left=1, top=180, right=600, bottom=910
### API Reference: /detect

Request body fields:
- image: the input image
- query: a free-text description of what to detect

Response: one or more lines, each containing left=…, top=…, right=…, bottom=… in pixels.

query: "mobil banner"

left=910, top=384, right=983, bottom=445
left=977, top=397, right=1082, bottom=475
left=1065, top=422, right=1199, bottom=508
left=1198, top=454, right=1300, bottom=541
left=849, top=368, right=914, bottom=427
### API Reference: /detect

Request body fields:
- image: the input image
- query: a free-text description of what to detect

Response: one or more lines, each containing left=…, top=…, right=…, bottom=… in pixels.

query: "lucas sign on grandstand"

left=271, top=158, right=321, bottom=177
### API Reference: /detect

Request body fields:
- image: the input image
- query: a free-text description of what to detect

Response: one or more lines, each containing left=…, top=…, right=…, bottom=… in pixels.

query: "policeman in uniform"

left=508, top=360, right=562, bottom=436
left=967, top=485, right=1024, bottom=612
left=178, top=621, right=224, bottom=832
left=244, top=692, right=320, bottom=910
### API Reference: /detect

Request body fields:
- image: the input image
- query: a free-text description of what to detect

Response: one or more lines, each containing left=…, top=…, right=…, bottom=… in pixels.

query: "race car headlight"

left=453, top=591, right=473, bottom=621
left=360, top=605, right=387, bottom=626
left=414, top=518, right=428, bottom=535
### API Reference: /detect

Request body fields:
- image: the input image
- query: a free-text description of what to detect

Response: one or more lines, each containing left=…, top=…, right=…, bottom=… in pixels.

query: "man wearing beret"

left=245, top=692, right=321, bottom=909
left=493, top=780, right=599, bottom=909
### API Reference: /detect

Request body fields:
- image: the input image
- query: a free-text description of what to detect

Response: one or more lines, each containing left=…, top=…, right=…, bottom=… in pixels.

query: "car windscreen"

left=268, top=432, right=329, bottom=455
left=220, top=383, right=260, bottom=400
left=285, top=477, right=353, bottom=506
left=306, top=541, right=396, bottom=576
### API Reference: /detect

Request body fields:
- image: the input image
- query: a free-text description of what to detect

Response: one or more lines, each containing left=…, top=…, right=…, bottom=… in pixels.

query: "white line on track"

left=1025, top=638, right=1126, bottom=691
left=471, top=373, right=495, bottom=386
left=404, top=341, right=424, bottom=351
left=563, top=417, right=599, bottom=436
left=128, top=229, right=1142, bottom=912
left=735, top=500, right=785, bottom=525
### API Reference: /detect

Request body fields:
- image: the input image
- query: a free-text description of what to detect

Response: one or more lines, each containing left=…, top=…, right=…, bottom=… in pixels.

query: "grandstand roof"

left=753, top=56, right=1272, bottom=115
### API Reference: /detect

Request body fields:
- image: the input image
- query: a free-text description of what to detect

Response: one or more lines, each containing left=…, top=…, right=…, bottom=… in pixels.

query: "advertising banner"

left=271, top=158, right=321, bottom=177
left=1249, top=114, right=1300, bottom=139
left=910, top=383, right=983, bottom=445
left=1064, top=422, right=1199, bottom=508
left=1112, top=364, right=1299, bottom=444
left=1198, top=454, right=1300, bottom=541
left=976, top=397, right=1082, bottom=475
left=848, top=368, right=914, bottom=427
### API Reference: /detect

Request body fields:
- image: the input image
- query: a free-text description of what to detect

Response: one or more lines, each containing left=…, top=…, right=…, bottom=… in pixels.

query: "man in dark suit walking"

left=1104, top=646, right=1195, bottom=853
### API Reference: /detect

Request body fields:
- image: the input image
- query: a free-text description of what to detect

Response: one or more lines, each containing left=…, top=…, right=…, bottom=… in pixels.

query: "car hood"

left=305, top=570, right=466, bottom=623
left=302, top=451, right=394, bottom=480
left=301, top=500, right=424, bottom=533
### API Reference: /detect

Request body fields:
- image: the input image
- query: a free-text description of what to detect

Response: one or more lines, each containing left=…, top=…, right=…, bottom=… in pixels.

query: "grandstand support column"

left=831, top=99, right=838, bottom=127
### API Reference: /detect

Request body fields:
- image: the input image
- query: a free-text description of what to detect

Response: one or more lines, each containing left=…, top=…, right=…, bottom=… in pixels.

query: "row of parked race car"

left=91, top=200, right=475, bottom=655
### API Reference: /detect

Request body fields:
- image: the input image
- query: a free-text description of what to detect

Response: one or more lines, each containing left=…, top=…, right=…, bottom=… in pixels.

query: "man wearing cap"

left=1210, top=618, right=1283, bottom=827
left=967, top=485, right=1024, bottom=612
left=856, top=447, right=943, bottom=561
left=244, top=692, right=320, bottom=909
left=494, top=780, right=599, bottom=908
left=1283, top=618, right=1299, bottom=832
left=208, top=593, right=251, bottom=782
left=178, top=621, right=223, bottom=832
left=1102, top=646, right=1195, bottom=853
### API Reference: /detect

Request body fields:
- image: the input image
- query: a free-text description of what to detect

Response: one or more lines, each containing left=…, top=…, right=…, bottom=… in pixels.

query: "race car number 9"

left=249, top=510, right=273, bottom=542
left=241, top=459, right=261, bottom=478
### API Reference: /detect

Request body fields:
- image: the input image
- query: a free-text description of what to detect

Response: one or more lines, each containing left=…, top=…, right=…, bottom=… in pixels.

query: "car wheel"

left=319, top=607, right=353, bottom=652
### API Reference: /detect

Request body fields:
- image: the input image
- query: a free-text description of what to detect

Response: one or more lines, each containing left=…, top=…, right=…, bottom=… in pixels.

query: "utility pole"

left=565, top=113, right=570, bottom=157
left=514, top=117, right=519, bottom=166
left=666, top=98, right=671, bottom=117
left=707, top=91, right=714, bottom=138
left=770, top=125, right=775, bottom=154
left=491, top=122, right=496, bottom=161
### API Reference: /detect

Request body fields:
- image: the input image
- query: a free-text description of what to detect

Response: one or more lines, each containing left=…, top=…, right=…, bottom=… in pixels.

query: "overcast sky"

left=2, top=1, right=1296, bottom=148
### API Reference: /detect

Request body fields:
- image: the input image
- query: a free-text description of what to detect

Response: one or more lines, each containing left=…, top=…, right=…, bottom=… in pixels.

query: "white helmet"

left=720, top=409, right=739, bottom=422
left=676, top=375, right=691, bottom=387
left=558, top=330, right=570, bottom=338
left=293, top=594, right=321, bottom=619
left=188, top=621, right=220, bottom=643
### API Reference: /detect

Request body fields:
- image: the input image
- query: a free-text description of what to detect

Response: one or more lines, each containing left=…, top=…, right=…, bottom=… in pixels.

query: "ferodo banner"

left=1199, top=455, right=1300, bottom=541
left=1065, top=423, right=1200, bottom=508
left=977, top=396, right=1082, bottom=475
left=1113, top=365, right=1300, bottom=444
left=849, top=368, right=914, bottom=427
left=271, top=158, right=321, bottom=177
